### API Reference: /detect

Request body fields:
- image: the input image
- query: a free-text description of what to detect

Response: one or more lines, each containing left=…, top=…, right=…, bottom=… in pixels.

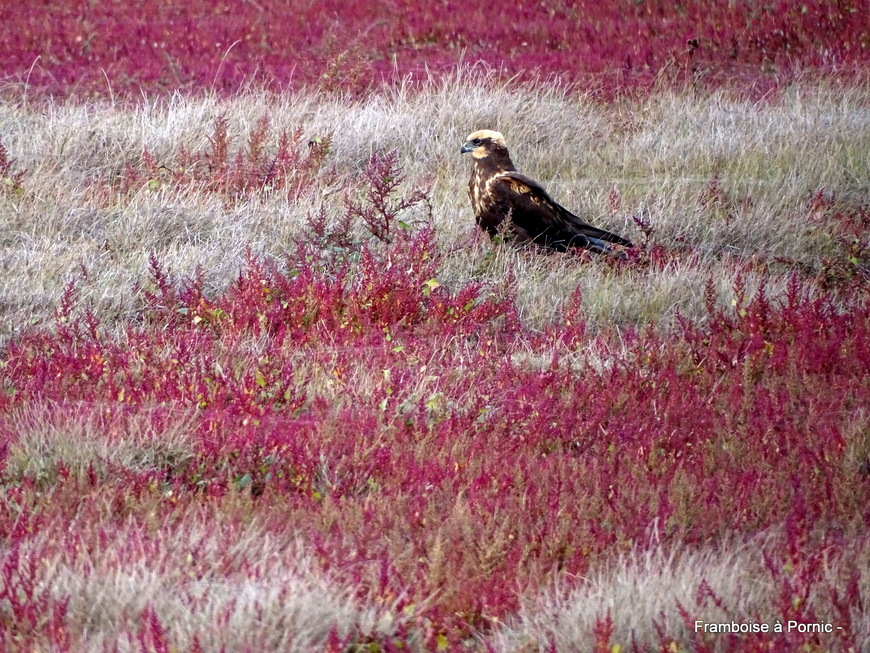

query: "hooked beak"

left=460, top=142, right=474, bottom=154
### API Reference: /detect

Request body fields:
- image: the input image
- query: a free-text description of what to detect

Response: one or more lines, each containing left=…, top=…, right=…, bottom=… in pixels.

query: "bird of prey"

left=460, top=130, right=632, bottom=256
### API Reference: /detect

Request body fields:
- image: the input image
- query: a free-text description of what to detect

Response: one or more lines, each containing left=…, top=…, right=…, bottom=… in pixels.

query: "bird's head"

left=461, top=130, right=508, bottom=159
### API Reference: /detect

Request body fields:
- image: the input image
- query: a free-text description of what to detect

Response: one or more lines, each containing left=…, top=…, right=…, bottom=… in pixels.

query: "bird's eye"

left=472, top=138, right=482, bottom=145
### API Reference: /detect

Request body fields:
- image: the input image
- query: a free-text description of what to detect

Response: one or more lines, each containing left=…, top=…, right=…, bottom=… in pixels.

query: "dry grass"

left=1, top=74, right=868, bottom=344
left=3, top=403, right=198, bottom=483
left=11, top=512, right=401, bottom=651
left=1, top=74, right=869, bottom=650
left=491, top=532, right=870, bottom=652
left=0, top=401, right=412, bottom=649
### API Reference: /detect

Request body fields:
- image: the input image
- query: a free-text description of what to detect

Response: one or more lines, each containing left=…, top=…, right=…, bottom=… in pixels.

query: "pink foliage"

left=1, top=0, right=868, bottom=97
left=1, top=173, right=869, bottom=648
left=108, top=115, right=332, bottom=205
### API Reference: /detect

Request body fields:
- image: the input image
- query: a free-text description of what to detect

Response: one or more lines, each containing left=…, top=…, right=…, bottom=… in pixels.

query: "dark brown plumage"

left=460, top=130, right=633, bottom=256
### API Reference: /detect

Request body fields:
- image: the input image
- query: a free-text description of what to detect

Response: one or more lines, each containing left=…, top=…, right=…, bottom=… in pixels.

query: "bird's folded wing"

left=494, top=172, right=633, bottom=248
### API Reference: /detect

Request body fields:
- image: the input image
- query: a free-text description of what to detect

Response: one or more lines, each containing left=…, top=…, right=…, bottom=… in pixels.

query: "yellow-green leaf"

left=422, top=278, right=440, bottom=296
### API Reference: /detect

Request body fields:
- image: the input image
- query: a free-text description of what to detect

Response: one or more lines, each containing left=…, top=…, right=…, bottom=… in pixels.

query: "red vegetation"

left=1, top=157, right=868, bottom=648
left=2, top=0, right=868, bottom=97
left=111, top=115, right=333, bottom=205
left=1, top=4, right=869, bottom=640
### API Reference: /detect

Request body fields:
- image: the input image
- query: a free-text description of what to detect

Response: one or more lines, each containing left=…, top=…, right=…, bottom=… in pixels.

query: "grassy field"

left=1, top=75, right=868, bottom=652
left=1, top=1, right=870, bottom=650
left=2, top=77, right=867, bottom=339
left=3, top=0, right=867, bottom=97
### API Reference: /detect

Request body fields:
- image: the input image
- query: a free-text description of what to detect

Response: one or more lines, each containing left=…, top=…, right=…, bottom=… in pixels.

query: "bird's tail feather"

left=584, top=236, right=628, bottom=259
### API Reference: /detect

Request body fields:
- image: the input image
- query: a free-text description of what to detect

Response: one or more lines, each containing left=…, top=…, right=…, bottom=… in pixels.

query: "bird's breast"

left=469, top=169, right=485, bottom=214
left=471, top=168, right=502, bottom=214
